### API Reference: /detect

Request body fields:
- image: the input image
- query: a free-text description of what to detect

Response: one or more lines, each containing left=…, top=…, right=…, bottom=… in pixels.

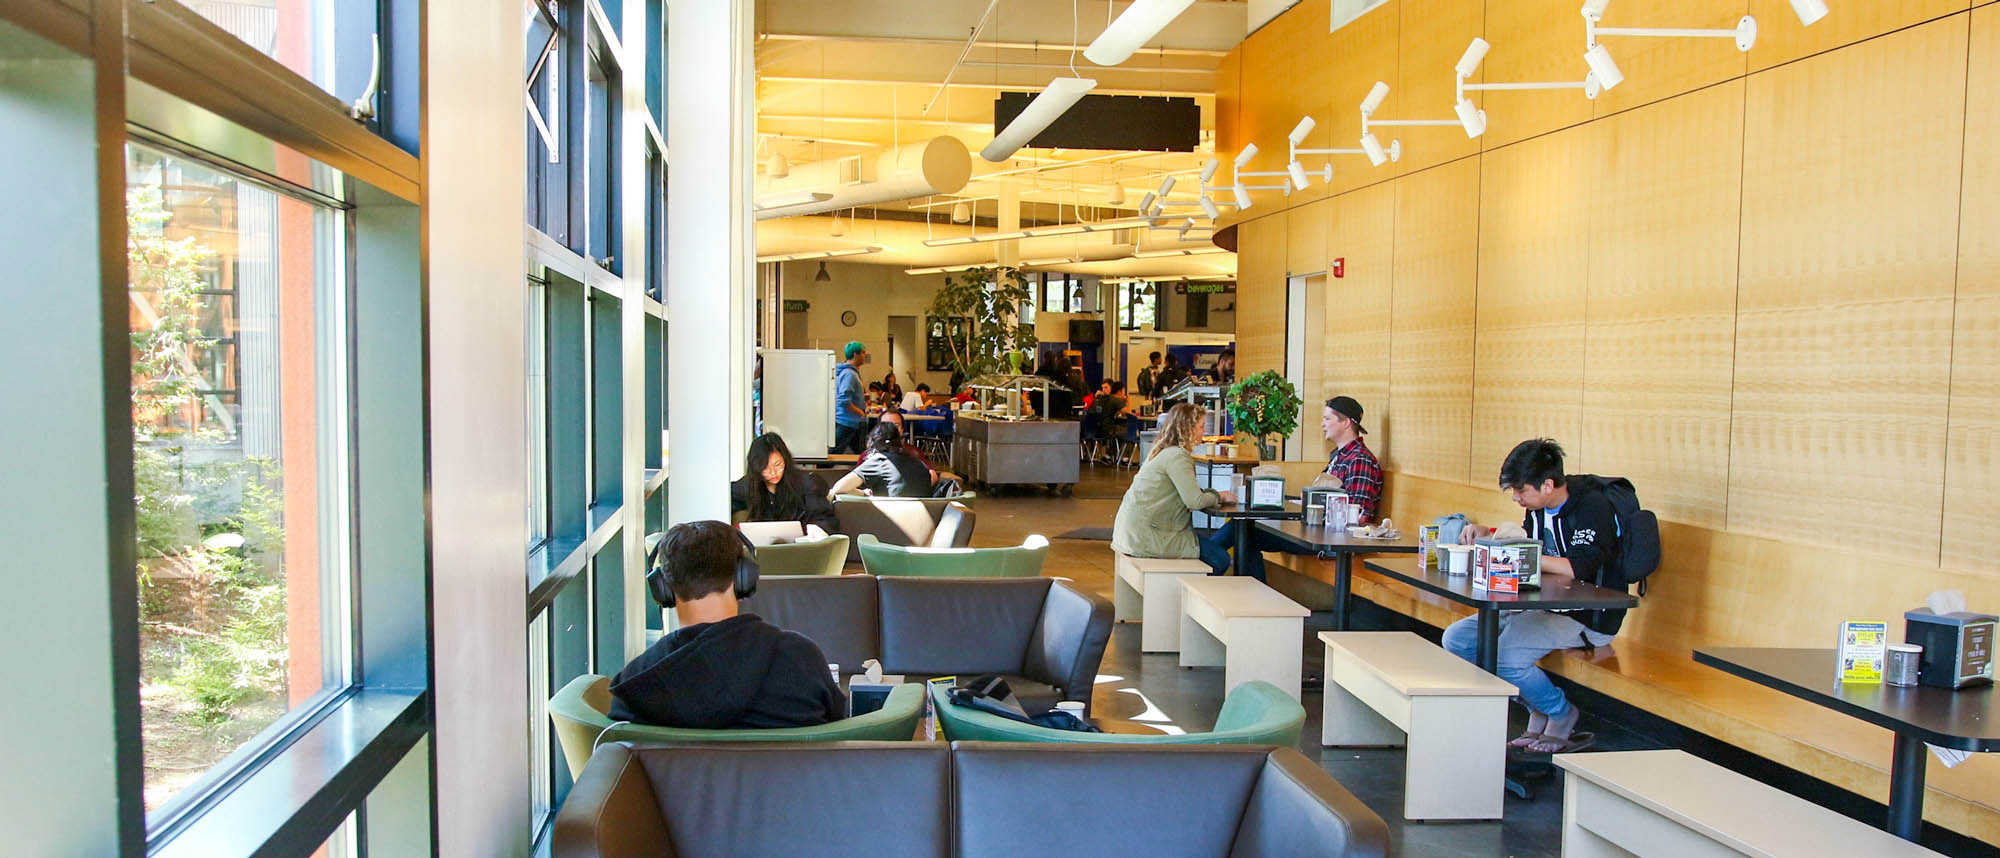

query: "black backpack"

left=1574, top=475, right=1661, bottom=596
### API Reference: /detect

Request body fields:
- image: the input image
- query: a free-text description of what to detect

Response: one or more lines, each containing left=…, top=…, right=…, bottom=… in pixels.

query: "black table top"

left=1363, top=557, right=1640, bottom=612
left=1253, top=519, right=1423, bottom=555
left=1693, top=647, right=2000, bottom=752
left=1207, top=500, right=1303, bottom=520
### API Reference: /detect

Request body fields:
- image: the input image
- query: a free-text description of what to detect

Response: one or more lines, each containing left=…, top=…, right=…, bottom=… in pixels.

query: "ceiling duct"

left=755, top=137, right=972, bottom=220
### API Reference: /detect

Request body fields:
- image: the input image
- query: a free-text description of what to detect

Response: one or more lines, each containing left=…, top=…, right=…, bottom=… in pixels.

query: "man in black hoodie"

left=608, top=520, right=846, bottom=728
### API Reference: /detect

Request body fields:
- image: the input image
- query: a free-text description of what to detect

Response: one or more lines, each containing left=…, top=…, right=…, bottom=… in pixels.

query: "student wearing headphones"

left=607, top=520, right=845, bottom=729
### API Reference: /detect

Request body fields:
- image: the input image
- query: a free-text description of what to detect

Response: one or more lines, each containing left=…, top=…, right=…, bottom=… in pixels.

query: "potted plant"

left=1224, top=370, right=1302, bottom=460
left=924, top=266, right=1037, bottom=379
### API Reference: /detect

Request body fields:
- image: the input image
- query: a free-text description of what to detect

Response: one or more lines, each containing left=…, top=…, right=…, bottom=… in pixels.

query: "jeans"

left=832, top=422, right=865, bottom=455
left=1440, top=612, right=1614, bottom=717
left=1199, top=520, right=1270, bottom=581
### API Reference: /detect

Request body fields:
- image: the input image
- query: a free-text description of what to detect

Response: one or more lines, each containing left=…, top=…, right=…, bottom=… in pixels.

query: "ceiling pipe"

left=754, top=137, right=973, bottom=220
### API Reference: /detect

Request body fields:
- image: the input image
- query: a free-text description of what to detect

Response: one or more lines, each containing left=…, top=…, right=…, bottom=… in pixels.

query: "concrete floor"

left=962, top=464, right=1655, bottom=858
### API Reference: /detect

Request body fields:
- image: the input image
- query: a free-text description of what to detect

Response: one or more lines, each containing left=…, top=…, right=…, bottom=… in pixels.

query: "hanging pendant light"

left=814, top=260, right=832, bottom=282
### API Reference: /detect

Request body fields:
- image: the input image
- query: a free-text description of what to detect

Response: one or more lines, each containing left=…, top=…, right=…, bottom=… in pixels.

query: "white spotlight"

left=1234, top=143, right=1260, bottom=169
left=1157, top=175, right=1177, bottom=197
left=1580, top=0, right=1611, bottom=23
left=1288, top=116, right=1317, bottom=146
left=1454, top=99, right=1487, bottom=138
left=1360, top=81, right=1390, bottom=117
left=1200, top=158, right=1221, bottom=184
left=1790, top=0, right=1828, bottom=26
left=1583, top=43, right=1624, bottom=91
left=1138, top=192, right=1157, bottom=214
left=1456, top=38, right=1490, bottom=78
left=1288, top=160, right=1310, bottom=190
left=1232, top=185, right=1252, bottom=211
left=1083, top=0, right=1199, bottom=66
left=1360, top=132, right=1388, bottom=167
left=1201, top=197, right=1220, bottom=221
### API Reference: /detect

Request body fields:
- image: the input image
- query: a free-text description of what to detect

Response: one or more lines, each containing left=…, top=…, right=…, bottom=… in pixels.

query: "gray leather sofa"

left=746, top=575, right=1109, bottom=714
left=553, top=741, right=1391, bottom=858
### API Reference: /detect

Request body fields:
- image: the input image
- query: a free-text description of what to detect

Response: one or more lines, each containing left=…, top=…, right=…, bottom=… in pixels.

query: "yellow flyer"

left=1837, top=620, right=1888, bottom=683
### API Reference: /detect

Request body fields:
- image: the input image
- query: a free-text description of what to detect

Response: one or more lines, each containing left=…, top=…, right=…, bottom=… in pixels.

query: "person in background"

left=1202, top=396, right=1381, bottom=581
left=1111, top=403, right=1236, bottom=570
left=1089, top=381, right=1137, bottom=464
left=866, top=381, right=887, bottom=409
left=608, top=520, right=846, bottom=729
left=829, top=422, right=935, bottom=498
left=881, top=371, right=903, bottom=405
left=1084, top=379, right=1112, bottom=409
left=1212, top=349, right=1236, bottom=385
left=952, top=384, right=977, bottom=405
left=1136, top=351, right=1163, bottom=398
left=731, top=433, right=839, bottom=533
left=870, top=410, right=934, bottom=471
left=1445, top=438, right=1625, bottom=755
left=1154, top=353, right=1190, bottom=395
left=832, top=341, right=870, bottom=454
left=901, top=382, right=930, bottom=412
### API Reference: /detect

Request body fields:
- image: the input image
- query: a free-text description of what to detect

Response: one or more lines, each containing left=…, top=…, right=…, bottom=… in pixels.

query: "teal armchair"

left=856, top=534, right=1048, bottom=577
left=549, top=674, right=925, bottom=778
left=928, top=679, right=1305, bottom=747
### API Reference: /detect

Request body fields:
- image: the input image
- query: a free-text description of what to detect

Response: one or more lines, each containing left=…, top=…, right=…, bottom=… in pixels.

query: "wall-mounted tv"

left=1068, top=319, right=1104, bottom=345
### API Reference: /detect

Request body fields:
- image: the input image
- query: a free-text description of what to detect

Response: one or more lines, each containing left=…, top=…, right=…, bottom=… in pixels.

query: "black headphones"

left=645, top=526, right=760, bottom=609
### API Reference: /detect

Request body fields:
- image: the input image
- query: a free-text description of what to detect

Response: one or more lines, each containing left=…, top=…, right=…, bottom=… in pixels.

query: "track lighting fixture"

left=1579, top=0, right=1758, bottom=96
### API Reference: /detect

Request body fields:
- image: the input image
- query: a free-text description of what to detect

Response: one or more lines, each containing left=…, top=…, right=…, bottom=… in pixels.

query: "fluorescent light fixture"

left=1201, top=197, right=1220, bottom=221
left=904, top=263, right=988, bottom=275
left=1083, top=0, right=1198, bottom=66
left=1035, top=223, right=1092, bottom=237
left=1456, top=38, right=1491, bottom=78
left=754, top=246, right=884, bottom=263
left=754, top=190, right=835, bottom=210
left=980, top=77, right=1097, bottom=162
left=1200, top=158, right=1221, bottom=183
left=1583, top=43, right=1624, bottom=91
left=1580, top=0, right=1610, bottom=23
left=1360, top=81, right=1390, bottom=117
left=1790, top=0, right=1828, bottom=26
left=1134, top=246, right=1229, bottom=258
left=1288, top=116, right=1317, bottom=146
left=1454, top=99, right=1487, bottom=138
left=1288, top=161, right=1310, bottom=190
left=1232, top=185, right=1252, bottom=210
left=1157, top=175, right=1177, bottom=197
left=1360, top=133, right=1388, bottom=166
left=1234, top=143, right=1259, bottom=169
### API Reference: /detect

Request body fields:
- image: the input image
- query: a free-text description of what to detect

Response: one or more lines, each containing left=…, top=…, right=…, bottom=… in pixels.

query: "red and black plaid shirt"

left=1325, top=438, right=1383, bottom=522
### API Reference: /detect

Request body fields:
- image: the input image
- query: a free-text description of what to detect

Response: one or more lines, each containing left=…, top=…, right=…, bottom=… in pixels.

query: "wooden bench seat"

left=1179, top=576, right=1310, bottom=701
left=1110, top=551, right=1214, bottom=653
left=1555, top=749, right=1945, bottom=857
left=1268, top=554, right=2000, bottom=844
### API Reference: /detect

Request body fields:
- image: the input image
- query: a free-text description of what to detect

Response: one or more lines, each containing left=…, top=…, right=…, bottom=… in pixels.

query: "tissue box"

left=848, top=673, right=906, bottom=716
left=1904, top=610, right=1995, bottom=689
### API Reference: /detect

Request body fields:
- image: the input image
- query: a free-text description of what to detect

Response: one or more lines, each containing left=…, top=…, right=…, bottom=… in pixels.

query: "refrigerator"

left=759, top=348, right=837, bottom=455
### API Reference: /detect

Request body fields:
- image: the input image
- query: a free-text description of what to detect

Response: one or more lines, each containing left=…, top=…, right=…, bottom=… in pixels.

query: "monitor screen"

left=1068, top=319, right=1104, bottom=345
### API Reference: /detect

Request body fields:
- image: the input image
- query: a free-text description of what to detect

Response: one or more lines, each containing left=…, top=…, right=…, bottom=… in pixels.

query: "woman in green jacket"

left=1111, top=403, right=1236, bottom=570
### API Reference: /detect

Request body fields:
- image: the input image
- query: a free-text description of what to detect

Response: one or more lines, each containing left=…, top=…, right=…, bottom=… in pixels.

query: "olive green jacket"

left=1110, top=445, right=1222, bottom=560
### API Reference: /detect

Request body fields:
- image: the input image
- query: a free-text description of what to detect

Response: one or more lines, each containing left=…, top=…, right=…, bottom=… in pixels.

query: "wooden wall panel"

left=1589, top=0, right=1748, bottom=117
left=1748, top=0, right=1968, bottom=71
left=1388, top=158, right=1481, bottom=482
left=1321, top=183, right=1396, bottom=465
left=1581, top=82, right=1743, bottom=530
left=1286, top=197, right=1329, bottom=275
left=1943, top=5, right=2000, bottom=575
left=1214, top=51, right=1242, bottom=166
left=1322, top=5, right=1403, bottom=197
left=1393, top=0, right=1485, bottom=175
left=1234, top=214, right=1289, bottom=377
left=1479, top=0, right=1593, bottom=148
left=1730, top=19, right=1967, bottom=555
left=1238, top=1, right=1326, bottom=213
left=1284, top=0, right=1338, bottom=207
left=1472, top=126, right=1595, bottom=474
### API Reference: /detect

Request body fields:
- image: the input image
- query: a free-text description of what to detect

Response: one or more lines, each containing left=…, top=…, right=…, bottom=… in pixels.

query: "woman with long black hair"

left=828, top=422, right=935, bottom=498
left=730, top=432, right=839, bottom=532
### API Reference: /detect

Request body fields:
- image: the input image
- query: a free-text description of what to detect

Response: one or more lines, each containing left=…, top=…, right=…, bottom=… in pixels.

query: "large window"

left=127, top=144, right=354, bottom=817
left=1119, top=280, right=1158, bottom=330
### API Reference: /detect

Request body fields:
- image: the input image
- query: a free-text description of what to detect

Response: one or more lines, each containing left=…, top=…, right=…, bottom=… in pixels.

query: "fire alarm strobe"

left=1331, top=258, right=1345, bottom=278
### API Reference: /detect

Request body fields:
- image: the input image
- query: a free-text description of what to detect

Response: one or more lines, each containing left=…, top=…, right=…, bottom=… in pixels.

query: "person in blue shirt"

left=832, top=341, right=870, bottom=454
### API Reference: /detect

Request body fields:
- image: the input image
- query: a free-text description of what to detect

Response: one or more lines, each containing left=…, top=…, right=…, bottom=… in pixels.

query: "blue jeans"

left=1440, top=612, right=1614, bottom=717
left=1200, top=520, right=1269, bottom=581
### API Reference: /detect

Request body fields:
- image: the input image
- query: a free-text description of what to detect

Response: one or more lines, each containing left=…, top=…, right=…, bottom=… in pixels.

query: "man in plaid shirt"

left=1203, top=396, right=1383, bottom=580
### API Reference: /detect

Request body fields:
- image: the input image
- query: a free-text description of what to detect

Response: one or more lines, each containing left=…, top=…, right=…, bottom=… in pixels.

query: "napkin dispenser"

left=1473, top=538, right=1541, bottom=593
left=1903, top=609, right=1995, bottom=689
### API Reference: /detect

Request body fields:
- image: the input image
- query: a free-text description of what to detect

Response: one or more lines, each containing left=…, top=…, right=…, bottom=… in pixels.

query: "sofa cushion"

left=878, top=577, right=1049, bottom=676
left=635, top=743, right=950, bottom=858
left=746, top=575, right=879, bottom=671
left=950, top=743, right=1263, bottom=858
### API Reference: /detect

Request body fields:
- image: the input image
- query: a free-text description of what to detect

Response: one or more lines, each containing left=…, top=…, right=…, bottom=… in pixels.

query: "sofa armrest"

left=1023, top=580, right=1113, bottom=710
left=553, top=744, right=677, bottom=858
left=1229, top=749, right=1389, bottom=858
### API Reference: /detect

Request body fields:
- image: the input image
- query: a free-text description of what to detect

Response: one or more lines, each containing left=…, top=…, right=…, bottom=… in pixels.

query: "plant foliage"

left=924, top=266, right=1037, bottom=379
left=1225, top=370, right=1303, bottom=442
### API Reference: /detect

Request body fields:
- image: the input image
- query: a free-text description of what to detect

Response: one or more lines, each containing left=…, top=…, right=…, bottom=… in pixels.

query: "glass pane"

left=183, top=0, right=375, bottom=103
left=527, top=611, right=553, bottom=834
left=527, top=276, right=549, bottom=548
left=129, top=144, right=351, bottom=814
left=316, top=811, right=358, bottom=858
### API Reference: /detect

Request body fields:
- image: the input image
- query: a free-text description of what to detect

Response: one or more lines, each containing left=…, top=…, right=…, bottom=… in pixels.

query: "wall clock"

left=841, top=310, right=857, bottom=327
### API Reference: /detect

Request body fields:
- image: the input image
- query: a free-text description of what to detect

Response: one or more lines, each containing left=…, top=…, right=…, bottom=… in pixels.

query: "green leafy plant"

left=1226, top=370, right=1303, bottom=454
left=924, top=266, right=1037, bottom=379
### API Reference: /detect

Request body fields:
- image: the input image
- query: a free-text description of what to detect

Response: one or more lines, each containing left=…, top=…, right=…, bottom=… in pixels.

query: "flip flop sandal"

left=1525, top=731, right=1596, bottom=755
left=1507, top=732, right=1546, bottom=749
